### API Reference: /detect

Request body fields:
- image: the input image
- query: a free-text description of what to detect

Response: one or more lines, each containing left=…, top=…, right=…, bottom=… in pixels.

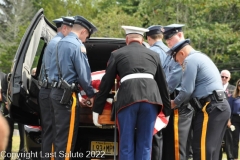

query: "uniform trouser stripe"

left=51, top=144, right=54, bottom=160
left=65, top=92, right=77, bottom=160
left=174, top=109, right=180, bottom=160
left=201, top=102, right=210, bottom=160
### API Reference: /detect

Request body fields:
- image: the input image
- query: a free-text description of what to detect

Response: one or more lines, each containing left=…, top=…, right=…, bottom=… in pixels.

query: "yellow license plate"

left=91, top=141, right=118, bottom=156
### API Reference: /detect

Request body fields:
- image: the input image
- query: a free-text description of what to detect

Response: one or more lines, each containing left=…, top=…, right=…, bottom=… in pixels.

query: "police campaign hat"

left=163, top=24, right=185, bottom=40
left=74, top=15, right=97, bottom=37
left=62, top=16, right=75, bottom=27
left=146, top=25, right=163, bottom=37
left=167, top=39, right=190, bottom=57
left=52, top=18, right=63, bottom=28
left=121, top=26, right=149, bottom=36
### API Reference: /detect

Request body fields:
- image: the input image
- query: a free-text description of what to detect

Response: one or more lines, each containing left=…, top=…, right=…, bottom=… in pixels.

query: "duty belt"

left=51, top=81, right=58, bottom=88
left=121, top=73, right=154, bottom=83
left=199, top=91, right=226, bottom=106
left=46, top=83, right=52, bottom=89
left=190, top=90, right=226, bottom=112
left=40, top=81, right=52, bottom=89
left=51, top=81, right=78, bottom=92
left=199, top=94, right=216, bottom=106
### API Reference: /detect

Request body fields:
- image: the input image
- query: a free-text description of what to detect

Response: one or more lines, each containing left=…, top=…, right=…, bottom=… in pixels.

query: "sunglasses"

left=221, top=76, right=228, bottom=79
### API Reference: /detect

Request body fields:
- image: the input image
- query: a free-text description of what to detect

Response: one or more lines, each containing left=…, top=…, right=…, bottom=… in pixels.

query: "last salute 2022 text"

left=40, top=151, right=106, bottom=158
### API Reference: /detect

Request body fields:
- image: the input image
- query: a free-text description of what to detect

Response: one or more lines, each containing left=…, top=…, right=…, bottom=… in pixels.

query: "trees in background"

left=0, top=0, right=239, bottom=83
left=0, top=0, right=36, bottom=72
left=136, top=1, right=240, bottom=60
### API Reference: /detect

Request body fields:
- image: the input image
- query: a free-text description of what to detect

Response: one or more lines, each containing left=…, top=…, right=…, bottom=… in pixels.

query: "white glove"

left=78, top=93, right=82, bottom=102
left=230, top=125, right=235, bottom=131
left=92, top=112, right=102, bottom=128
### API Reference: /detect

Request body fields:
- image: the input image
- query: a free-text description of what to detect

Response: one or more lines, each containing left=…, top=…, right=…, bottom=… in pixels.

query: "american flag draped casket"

left=80, top=70, right=169, bottom=135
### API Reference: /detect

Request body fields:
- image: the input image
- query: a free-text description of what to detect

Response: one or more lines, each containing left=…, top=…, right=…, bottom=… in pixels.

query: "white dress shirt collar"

left=223, top=82, right=229, bottom=91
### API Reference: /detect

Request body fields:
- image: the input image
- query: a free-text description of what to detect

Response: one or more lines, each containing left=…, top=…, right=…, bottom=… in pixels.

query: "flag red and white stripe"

left=153, top=112, right=169, bottom=135
left=80, top=70, right=169, bottom=134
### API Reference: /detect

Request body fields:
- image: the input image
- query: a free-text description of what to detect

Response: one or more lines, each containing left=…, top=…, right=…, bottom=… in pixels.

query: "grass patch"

left=0, top=135, right=20, bottom=160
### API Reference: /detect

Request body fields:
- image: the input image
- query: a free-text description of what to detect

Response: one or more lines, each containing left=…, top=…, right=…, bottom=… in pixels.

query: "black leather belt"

left=190, top=91, right=226, bottom=112
left=41, top=83, right=52, bottom=89
left=199, top=91, right=226, bottom=106
left=47, top=83, right=52, bottom=89
left=232, top=114, right=240, bottom=116
left=199, top=94, right=216, bottom=106
left=51, top=81, right=58, bottom=88
left=51, top=81, right=79, bottom=92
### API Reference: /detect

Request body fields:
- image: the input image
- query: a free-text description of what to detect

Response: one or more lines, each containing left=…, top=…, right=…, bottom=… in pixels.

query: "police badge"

left=160, top=27, right=165, bottom=33
left=80, top=46, right=86, bottom=54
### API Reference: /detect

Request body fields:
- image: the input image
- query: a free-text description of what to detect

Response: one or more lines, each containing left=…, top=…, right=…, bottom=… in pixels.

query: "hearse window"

left=33, top=38, right=45, bottom=78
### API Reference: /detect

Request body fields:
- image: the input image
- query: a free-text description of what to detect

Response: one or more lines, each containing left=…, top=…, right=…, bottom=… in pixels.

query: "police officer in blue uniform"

left=49, top=16, right=97, bottom=160
left=49, top=16, right=75, bottom=84
left=39, top=16, right=75, bottom=160
left=146, top=25, right=168, bottom=66
left=145, top=25, right=168, bottom=160
left=168, top=39, right=231, bottom=160
left=92, top=26, right=171, bottom=160
left=160, top=24, right=194, bottom=160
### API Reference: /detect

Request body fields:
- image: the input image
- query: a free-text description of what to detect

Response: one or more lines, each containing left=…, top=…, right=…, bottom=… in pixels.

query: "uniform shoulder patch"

left=80, top=46, right=86, bottom=54
left=182, top=61, right=187, bottom=72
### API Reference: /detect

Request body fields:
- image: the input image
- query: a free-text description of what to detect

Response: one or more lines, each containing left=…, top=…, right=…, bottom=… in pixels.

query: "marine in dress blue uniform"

left=92, top=26, right=171, bottom=160
left=169, top=39, right=231, bottom=160
left=39, top=17, right=70, bottom=160
left=49, top=16, right=97, bottom=160
left=145, top=25, right=168, bottom=160
left=161, top=24, right=194, bottom=160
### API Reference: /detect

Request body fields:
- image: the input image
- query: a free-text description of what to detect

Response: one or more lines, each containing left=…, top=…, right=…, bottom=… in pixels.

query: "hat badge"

left=160, top=27, right=165, bottom=32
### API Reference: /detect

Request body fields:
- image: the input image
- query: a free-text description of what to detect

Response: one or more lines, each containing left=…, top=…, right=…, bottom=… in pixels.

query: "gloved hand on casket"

left=86, top=97, right=94, bottom=107
left=78, top=93, right=93, bottom=108
left=92, top=111, right=102, bottom=128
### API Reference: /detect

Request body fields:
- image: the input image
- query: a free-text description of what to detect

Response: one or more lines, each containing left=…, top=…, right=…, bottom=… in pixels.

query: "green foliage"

left=32, top=39, right=45, bottom=69
left=136, top=0, right=240, bottom=83
left=0, top=0, right=36, bottom=72
left=92, top=6, right=142, bottom=37
left=120, top=0, right=141, bottom=15
left=33, top=0, right=99, bottom=22
left=0, top=44, right=18, bottom=73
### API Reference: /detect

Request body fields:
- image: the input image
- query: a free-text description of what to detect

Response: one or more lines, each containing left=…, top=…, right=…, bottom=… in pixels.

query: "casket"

left=79, top=70, right=169, bottom=134
left=79, top=70, right=117, bottom=125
